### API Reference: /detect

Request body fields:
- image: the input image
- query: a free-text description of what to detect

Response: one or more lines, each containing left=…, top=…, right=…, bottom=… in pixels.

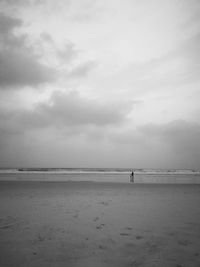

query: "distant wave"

left=0, top=168, right=199, bottom=175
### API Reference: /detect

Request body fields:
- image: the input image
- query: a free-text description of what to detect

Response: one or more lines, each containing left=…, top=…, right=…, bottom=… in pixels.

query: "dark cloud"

left=139, top=120, right=200, bottom=167
left=0, top=12, right=22, bottom=34
left=0, top=91, right=133, bottom=136
left=0, top=90, right=133, bottom=167
left=44, top=91, right=131, bottom=126
left=0, top=0, right=45, bottom=6
left=0, top=50, right=56, bottom=87
left=0, top=0, right=25, bottom=5
left=1, top=107, right=200, bottom=168
left=0, top=13, right=57, bottom=89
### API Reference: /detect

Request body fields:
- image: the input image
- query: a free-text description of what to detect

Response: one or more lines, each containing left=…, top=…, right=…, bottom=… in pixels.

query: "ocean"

left=0, top=168, right=200, bottom=183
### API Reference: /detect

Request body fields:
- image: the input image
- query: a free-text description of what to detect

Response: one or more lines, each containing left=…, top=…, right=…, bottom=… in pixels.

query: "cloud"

left=36, top=32, right=96, bottom=79
left=108, top=30, right=200, bottom=98
left=148, top=32, right=200, bottom=87
left=1, top=105, right=200, bottom=168
left=0, top=0, right=25, bottom=5
left=0, top=0, right=45, bottom=6
left=139, top=120, right=200, bottom=167
left=0, top=13, right=57, bottom=89
left=45, top=91, right=131, bottom=126
left=0, top=50, right=56, bottom=88
left=0, top=12, right=22, bottom=33
left=0, top=90, right=133, bottom=136
left=56, top=43, right=78, bottom=64
left=38, top=33, right=78, bottom=65
left=69, top=0, right=104, bottom=21
left=156, top=32, right=200, bottom=84
left=0, top=90, right=135, bottom=167
left=68, top=61, right=97, bottom=78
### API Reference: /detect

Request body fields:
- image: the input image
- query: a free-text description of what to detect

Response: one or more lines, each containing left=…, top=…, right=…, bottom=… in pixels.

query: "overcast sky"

left=0, top=0, right=200, bottom=169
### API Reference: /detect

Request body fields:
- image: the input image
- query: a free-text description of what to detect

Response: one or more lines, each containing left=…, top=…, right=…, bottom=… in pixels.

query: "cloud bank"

left=0, top=13, right=57, bottom=89
left=0, top=1, right=200, bottom=168
left=0, top=90, right=133, bottom=133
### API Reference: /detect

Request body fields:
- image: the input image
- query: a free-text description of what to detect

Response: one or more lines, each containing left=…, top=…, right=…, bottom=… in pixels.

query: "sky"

left=0, top=0, right=200, bottom=169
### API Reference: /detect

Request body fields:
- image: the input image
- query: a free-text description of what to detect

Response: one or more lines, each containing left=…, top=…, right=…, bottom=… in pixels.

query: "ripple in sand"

left=0, top=216, right=18, bottom=230
left=120, top=232, right=130, bottom=236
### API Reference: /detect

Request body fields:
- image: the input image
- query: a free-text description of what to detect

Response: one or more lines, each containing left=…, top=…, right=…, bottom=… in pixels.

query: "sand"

left=0, top=181, right=200, bottom=267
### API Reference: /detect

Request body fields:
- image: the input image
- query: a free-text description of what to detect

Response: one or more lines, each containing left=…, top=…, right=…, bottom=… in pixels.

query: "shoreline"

left=0, top=172, right=200, bottom=184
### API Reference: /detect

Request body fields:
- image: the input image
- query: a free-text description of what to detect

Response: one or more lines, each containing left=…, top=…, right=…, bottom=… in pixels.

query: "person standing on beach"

left=130, top=171, right=134, bottom=183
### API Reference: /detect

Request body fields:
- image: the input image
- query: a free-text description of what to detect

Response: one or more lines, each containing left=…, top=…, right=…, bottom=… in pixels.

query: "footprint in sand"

left=130, top=260, right=143, bottom=267
left=72, top=210, right=80, bottom=218
left=0, top=223, right=15, bottom=229
left=120, top=232, right=130, bottom=236
left=168, top=232, right=175, bottom=236
left=120, top=227, right=133, bottom=237
left=99, top=244, right=106, bottom=250
left=135, top=235, right=143, bottom=240
left=96, top=223, right=105, bottom=230
left=178, top=239, right=189, bottom=246
left=125, top=242, right=135, bottom=249
left=99, top=201, right=109, bottom=206
left=125, top=227, right=133, bottom=231
left=38, top=234, right=45, bottom=242
left=0, top=216, right=18, bottom=230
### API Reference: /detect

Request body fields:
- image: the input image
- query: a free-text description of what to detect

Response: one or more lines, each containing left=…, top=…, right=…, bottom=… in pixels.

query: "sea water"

left=0, top=168, right=200, bottom=183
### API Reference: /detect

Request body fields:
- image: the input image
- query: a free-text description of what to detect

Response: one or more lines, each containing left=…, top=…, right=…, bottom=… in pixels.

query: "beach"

left=0, top=181, right=200, bottom=267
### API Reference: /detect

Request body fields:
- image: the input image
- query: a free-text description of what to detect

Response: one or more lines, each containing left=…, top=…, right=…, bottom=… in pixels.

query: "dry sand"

left=0, top=181, right=200, bottom=267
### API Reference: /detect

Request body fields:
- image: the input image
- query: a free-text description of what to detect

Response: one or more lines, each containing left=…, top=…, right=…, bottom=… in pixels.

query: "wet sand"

left=0, top=181, right=200, bottom=267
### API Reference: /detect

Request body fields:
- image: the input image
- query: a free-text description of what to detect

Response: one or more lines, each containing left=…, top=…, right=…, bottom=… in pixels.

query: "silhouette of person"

left=130, top=171, right=134, bottom=183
